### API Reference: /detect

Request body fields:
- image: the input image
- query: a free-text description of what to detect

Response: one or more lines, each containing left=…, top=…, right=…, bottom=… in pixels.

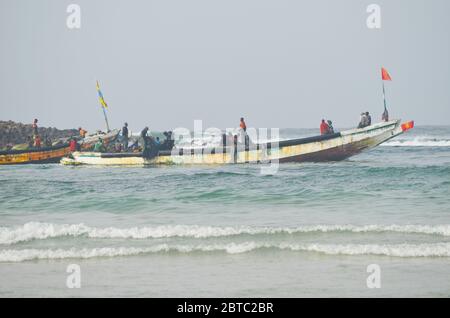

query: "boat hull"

left=0, top=144, right=71, bottom=165
left=61, top=120, right=413, bottom=166
left=278, top=120, right=403, bottom=163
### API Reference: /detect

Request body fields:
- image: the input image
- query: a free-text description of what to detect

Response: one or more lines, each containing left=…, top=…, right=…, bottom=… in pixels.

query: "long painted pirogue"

left=61, top=119, right=414, bottom=166
left=0, top=129, right=120, bottom=165
left=0, top=144, right=71, bottom=165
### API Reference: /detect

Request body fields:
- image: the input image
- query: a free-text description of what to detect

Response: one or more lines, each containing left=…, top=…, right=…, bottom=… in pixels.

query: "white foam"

left=382, top=137, right=450, bottom=147
left=1, top=222, right=450, bottom=245
left=282, top=242, right=450, bottom=257
left=1, top=242, right=450, bottom=262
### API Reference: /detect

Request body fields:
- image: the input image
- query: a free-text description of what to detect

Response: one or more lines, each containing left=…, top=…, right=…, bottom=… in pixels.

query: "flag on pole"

left=381, top=67, right=392, bottom=81
left=96, top=80, right=108, bottom=109
left=381, top=67, right=391, bottom=122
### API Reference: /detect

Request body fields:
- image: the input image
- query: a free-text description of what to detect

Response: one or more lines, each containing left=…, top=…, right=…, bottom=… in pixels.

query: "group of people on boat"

left=319, top=108, right=389, bottom=135
left=23, top=119, right=52, bottom=149
left=320, top=119, right=335, bottom=135
left=82, top=123, right=176, bottom=156
left=16, top=109, right=391, bottom=155
left=16, top=119, right=87, bottom=151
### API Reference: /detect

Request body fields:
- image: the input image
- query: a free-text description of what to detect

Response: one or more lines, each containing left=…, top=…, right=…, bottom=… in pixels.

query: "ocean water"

left=0, top=126, right=449, bottom=297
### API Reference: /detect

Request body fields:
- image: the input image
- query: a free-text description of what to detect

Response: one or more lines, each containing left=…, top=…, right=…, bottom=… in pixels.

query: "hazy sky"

left=1, top=0, right=449, bottom=132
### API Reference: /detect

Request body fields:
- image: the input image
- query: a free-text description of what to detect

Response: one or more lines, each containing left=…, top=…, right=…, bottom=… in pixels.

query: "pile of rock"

left=0, top=120, right=78, bottom=148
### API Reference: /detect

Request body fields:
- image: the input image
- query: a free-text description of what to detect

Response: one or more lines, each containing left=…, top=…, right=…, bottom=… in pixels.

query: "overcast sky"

left=1, top=0, right=449, bottom=132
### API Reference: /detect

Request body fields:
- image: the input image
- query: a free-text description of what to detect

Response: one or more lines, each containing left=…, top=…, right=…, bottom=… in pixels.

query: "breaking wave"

left=2, top=242, right=450, bottom=262
left=1, top=222, right=450, bottom=245
left=382, top=137, right=450, bottom=147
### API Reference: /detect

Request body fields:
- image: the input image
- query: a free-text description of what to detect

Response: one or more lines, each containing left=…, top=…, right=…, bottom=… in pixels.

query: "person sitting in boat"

left=327, top=120, right=335, bottom=134
left=358, top=112, right=368, bottom=128
left=114, top=142, right=123, bottom=153
left=69, top=138, right=78, bottom=152
left=161, top=132, right=170, bottom=150
left=160, top=131, right=174, bottom=151
left=78, top=127, right=87, bottom=138
left=320, top=119, right=330, bottom=135
left=44, top=136, right=52, bottom=147
left=34, top=135, right=42, bottom=148
left=93, top=138, right=106, bottom=152
left=27, top=136, right=34, bottom=149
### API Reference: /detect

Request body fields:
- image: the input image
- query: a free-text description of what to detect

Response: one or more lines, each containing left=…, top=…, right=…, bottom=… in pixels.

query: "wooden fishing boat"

left=0, top=144, right=71, bottom=165
left=79, top=129, right=120, bottom=150
left=61, top=120, right=414, bottom=166
left=0, top=129, right=120, bottom=165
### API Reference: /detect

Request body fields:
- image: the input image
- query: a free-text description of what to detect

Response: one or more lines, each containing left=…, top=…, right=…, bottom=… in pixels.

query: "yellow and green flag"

left=96, top=80, right=108, bottom=109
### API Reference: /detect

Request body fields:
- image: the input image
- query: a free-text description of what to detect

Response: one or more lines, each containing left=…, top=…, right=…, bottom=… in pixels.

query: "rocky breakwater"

left=0, top=120, right=78, bottom=149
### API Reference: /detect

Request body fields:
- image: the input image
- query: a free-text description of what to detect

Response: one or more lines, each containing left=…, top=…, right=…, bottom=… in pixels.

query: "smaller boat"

left=0, top=129, right=119, bottom=165
left=79, top=129, right=120, bottom=150
left=0, top=144, right=71, bottom=165
left=61, top=119, right=414, bottom=166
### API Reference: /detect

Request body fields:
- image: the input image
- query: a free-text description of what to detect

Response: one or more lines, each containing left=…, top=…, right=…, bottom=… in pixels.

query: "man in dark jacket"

left=366, top=112, right=372, bottom=126
left=122, top=122, right=129, bottom=151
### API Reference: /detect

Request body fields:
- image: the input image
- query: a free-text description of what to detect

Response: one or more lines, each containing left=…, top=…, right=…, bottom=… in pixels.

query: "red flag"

left=381, top=67, right=392, bottom=81
left=401, top=121, right=414, bottom=132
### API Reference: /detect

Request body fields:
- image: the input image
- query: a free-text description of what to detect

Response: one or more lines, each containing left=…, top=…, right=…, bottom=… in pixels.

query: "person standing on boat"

left=140, top=127, right=149, bottom=139
left=32, top=119, right=38, bottom=137
left=366, top=112, right=372, bottom=126
left=140, top=127, right=149, bottom=150
left=240, top=118, right=247, bottom=132
left=122, top=122, right=129, bottom=151
left=239, top=117, right=249, bottom=146
left=320, top=119, right=330, bottom=135
left=93, top=138, right=106, bottom=152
